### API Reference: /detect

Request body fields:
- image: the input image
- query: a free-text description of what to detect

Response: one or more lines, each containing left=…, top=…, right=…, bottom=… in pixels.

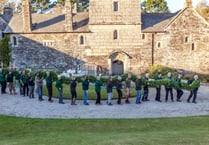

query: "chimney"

left=22, top=0, right=32, bottom=32
left=3, top=5, right=13, bottom=22
left=65, top=0, right=73, bottom=31
left=184, top=0, right=193, bottom=8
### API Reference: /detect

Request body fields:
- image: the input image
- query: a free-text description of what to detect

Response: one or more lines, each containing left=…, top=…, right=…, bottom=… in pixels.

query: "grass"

left=43, top=83, right=137, bottom=100
left=0, top=116, right=209, bottom=145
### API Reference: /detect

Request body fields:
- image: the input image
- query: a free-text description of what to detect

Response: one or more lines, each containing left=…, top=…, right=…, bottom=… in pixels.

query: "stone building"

left=4, top=0, right=209, bottom=75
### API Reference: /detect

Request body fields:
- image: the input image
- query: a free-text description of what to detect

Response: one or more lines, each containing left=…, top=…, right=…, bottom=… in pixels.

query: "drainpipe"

left=151, top=33, right=155, bottom=65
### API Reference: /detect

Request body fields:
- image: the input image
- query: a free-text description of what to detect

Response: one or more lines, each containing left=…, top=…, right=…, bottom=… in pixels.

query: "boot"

left=73, top=98, right=77, bottom=105
left=71, top=99, right=74, bottom=105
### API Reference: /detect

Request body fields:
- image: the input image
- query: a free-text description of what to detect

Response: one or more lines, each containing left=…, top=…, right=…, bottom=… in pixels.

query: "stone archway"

left=108, top=51, right=132, bottom=75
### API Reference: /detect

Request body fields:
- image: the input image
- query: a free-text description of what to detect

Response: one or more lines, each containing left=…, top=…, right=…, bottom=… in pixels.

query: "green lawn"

left=0, top=116, right=209, bottom=145
left=43, top=83, right=137, bottom=100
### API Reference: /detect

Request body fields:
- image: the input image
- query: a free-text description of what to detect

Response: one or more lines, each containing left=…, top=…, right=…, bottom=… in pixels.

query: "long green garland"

left=142, top=78, right=200, bottom=91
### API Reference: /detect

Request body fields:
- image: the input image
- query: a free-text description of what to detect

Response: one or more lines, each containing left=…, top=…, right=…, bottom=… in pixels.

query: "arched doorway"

left=112, top=60, right=124, bottom=75
left=108, top=51, right=132, bottom=75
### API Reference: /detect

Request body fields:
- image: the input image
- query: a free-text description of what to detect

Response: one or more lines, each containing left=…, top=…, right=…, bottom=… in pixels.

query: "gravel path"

left=0, top=86, right=209, bottom=119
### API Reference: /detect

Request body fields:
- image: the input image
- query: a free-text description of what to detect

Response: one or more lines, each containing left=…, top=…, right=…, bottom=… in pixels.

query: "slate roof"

left=5, top=11, right=89, bottom=33
left=5, top=10, right=180, bottom=33
left=141, top=11, right=179, bottom=32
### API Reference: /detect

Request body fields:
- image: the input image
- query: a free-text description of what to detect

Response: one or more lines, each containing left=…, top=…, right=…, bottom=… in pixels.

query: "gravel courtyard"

left=0, top=86, right=209, bottom=119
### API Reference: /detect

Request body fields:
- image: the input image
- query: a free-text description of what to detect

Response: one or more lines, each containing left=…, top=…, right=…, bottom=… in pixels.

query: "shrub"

left=147, top=65, right=175, bottom=78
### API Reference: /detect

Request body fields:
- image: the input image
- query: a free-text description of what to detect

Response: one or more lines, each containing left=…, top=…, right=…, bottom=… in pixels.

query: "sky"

left=9, top=0, right=209, bottom=13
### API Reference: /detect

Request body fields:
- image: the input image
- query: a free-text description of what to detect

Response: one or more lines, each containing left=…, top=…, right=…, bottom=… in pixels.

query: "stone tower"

left=87, top=0, right=142, bottom=74
left=184, top=0, right=193, bottom=8
left=65, top=0, right=73, bottom=31
left=22, top=0, right=32, bottom=32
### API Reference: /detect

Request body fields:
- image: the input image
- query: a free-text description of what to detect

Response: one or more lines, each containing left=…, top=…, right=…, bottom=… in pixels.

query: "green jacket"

left=56, top=79, right=63, bottom=90
left=45, top=76, right=53, bottom=87
left=166, top=77, right=174, bottom=88
left=82, top=80, right=89, bottom=90
left=95, top=80, right=103, bottom=93
left=7, top=73, right=14, bottom=82
left=0, top=72, right=3, bottom=82
left=21, top=74, right=28, bottom=84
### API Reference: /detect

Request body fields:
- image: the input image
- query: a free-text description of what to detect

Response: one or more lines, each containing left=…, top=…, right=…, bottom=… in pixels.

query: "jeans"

left=58, top=89, right=63, bottom=103
left=37, top=86, right=43, bottom=100
left=142, top=89, right=149, bottom=101
left=83, top=90, right=88, bottom=104
left=155, top=87, right=161, bottom=101
left=28, top=85, right=35, bottom=98
left=107, top=92, right=112, bottom=104
left=23, top=83, right=29, bottom=96
left=136, top=90, right=141, bottom=103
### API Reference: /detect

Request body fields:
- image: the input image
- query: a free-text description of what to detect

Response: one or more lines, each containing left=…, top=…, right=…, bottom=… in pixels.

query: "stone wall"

left=153, top=8, right=209, bottom=74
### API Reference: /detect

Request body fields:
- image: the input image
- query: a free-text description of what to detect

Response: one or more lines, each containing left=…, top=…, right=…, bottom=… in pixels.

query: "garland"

left=142, top=78, right=200, bottom=91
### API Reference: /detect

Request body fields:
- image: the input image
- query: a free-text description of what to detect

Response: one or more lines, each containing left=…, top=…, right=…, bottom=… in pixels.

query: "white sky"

left=10, top=0, right=209, bottom=13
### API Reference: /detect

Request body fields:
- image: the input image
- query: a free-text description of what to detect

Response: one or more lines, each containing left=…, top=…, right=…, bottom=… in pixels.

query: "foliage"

left=0, top=35, right=11, bottom=68
left=147, top=65, right=175, bottom=78
left=141, top=0, right=170, bottom=13
left=195, top=0, right=209, bottom=21
left=1, top=116, right=209, bottom=145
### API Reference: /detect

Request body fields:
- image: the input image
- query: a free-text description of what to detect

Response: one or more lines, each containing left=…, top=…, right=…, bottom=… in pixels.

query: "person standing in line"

left=15, top=70, right=23, bottom=95
left=20, top=70, right=29, bottom=97
left=28, top=73, right=35, bottom=99
left=187, top=75, right=200, bottom=104
left=135, top=75, right=142, bottom=104
left=116, top=76, right=123, bottom=105
left=56, top=75, right=65, bottom=104
left=70, top=76, right=77, bottom=105
left=125, top=73, right=132, bottom=104
left=107, top=76, right=113, bottom=105
left=0, top=69, right=6, bottom=94
left=82, top=75, right=89, bottom=105
left=95, top=76, right=103, bottom=105
left=155, top=72, right=162, bottom=102
left=165, top=72, right=174, bottom=102
left=176, top=73, right=184, bottom=102
left=142, top=73, right=150, bottom=101
left=45, top=71, right=53, bottom=102
left=35, top=73, right=44, bottom=101
left=7, top=70, right=16, bottom=95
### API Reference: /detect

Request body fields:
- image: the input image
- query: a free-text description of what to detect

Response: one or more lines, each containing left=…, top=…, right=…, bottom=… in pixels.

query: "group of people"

left=0, top=68, right=200, bottom=105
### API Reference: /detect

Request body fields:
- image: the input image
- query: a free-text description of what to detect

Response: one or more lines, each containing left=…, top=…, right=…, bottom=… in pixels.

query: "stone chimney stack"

left=65, top=0, right=73, bottom=32
left=22, top=0, right=32, bottom=32
left=184, top=0, right=193, bottom=8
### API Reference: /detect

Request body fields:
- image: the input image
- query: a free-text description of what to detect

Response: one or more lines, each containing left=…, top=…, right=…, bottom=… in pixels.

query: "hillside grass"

left=0, top=116, right=209, bottom=145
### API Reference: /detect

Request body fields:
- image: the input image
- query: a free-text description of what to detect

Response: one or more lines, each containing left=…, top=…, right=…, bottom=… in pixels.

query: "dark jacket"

left=95, top=80, right=103, bottom=93
left=106, top=80, right=113, bottom=93
left=45, top=76, right=53, bottom=87
left=28, top=77, right=35, bottom=86
left=116, top=80, right=122, bottom=90
left=82, top=80, right=89, bottom=90
left=143, top=78, right=149, bottom=90
left=125, top=78, right=131, bottom=88
left=70, top=80, right=77, bottom=91
left=135, top=78, right=142, bottom=90
left=7, top=73, right=14, bottom=83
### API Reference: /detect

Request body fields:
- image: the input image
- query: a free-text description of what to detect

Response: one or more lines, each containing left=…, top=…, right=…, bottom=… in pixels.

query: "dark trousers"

left=187, top=89, right=198, bottom=102
left=1, top=82, right=6, bottom=94
left=117, top=89, right=122, bottom=104
left=165, top=88, right=173, bottom=101
left=71, top=89, right=77, bottom=99
left=142, top=89, right=149, bottom=101
left=96, top=91, right=101, bottom=104
left=47, top=86, right=53, bottom=101
left=176, top=89, right=183, bottom=100
left=23, top=83, right=29, bottom=96
left=155, top=87, right=161, bottom=101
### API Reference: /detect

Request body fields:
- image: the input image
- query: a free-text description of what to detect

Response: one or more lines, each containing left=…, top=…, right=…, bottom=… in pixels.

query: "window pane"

left=114, top=2, right=118, bottom=11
